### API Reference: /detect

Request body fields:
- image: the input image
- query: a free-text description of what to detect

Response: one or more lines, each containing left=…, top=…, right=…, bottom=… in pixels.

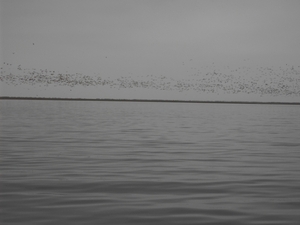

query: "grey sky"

left=1, top=0, right=300, bottom=101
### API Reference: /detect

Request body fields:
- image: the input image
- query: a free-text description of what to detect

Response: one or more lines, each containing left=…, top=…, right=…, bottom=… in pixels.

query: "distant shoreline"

left=0, top=96, right=299, bottom=105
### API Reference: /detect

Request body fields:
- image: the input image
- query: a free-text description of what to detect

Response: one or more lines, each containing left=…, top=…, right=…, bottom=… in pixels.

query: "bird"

left=0, top=61, right=299, bottom=99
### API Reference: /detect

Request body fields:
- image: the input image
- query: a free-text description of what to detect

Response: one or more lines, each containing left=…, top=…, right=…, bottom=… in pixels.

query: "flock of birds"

left=1, top=62, right=300, bottom=98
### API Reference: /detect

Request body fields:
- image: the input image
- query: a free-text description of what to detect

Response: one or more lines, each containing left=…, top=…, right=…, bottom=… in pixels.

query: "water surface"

left=1, top=100, right=300, bottom=224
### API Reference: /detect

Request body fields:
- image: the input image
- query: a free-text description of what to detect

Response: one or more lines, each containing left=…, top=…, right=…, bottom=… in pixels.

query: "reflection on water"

left=1, top=100, right=300, bottom=224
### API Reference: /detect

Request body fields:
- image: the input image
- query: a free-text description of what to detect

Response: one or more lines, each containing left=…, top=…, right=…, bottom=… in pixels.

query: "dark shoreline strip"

left=0, top=96, right=299, bottom=105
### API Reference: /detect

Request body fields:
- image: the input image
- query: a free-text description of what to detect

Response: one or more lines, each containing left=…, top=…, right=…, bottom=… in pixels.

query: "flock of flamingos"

left=1, top=61, right=299, bottom=98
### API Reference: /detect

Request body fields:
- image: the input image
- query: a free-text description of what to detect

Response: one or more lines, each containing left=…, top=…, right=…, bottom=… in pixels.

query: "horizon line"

left=0, top=96, right=299, bottom=105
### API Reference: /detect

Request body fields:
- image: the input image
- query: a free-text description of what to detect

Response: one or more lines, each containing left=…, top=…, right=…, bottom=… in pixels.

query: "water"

left=1, top=100, right=300, bottom=225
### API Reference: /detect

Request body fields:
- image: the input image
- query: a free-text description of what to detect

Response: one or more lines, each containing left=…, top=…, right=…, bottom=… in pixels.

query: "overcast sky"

left=1, top=0, right=300, bottom=101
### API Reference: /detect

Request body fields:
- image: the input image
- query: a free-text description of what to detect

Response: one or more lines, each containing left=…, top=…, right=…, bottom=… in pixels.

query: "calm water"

left=1, top=100, right=300, bottom=225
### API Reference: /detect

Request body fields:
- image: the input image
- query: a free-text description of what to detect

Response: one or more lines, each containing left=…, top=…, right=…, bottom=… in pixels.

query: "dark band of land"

left=0, top=96, right=299, bottom=105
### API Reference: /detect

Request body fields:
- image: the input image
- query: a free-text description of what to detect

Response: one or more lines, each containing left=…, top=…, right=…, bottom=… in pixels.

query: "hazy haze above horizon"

left=1, top=0, right=300, bottom=102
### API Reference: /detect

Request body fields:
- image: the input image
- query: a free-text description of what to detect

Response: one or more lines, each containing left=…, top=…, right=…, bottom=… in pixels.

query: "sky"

left=1, top=0, right=300, bottom=102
